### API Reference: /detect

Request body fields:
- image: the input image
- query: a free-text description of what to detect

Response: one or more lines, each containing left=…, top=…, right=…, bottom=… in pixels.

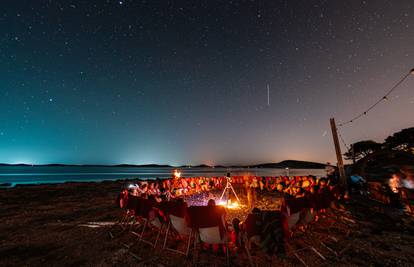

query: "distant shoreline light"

left=8, top=161, right=35, bottom=165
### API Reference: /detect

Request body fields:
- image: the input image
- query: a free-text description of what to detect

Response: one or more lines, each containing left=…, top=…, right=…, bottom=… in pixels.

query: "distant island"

left=0, top=160, right=327, bottom=169
left=246, top=160, right=328, bottom=169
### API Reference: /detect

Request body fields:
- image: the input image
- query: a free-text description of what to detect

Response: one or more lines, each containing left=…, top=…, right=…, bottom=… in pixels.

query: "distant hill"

left=213, top=165, right=227, bottom=168
left=112, top=164, right=172, bottom=168
left=248, top=160, right=327, bottom=169
left=179, top=164, right=213, bottom=168
left=0, top=160, right=326, bottom=169
left=0, top=163, right=173, bottom=168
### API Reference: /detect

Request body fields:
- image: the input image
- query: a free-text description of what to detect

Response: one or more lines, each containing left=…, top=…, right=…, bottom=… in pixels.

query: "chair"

left=243, top=213, right=262, bottom=250
left=297, top=193, right=317, bottom=229
left=281, top=197, right=307, bottom=234
left=315, top=187, right=332, bottom=212
left=109, top=191, right=141, bottom=238
left=242, top=211, right=283, bottom=267
left=135, top=198, right=166, bottom=248
left=281, top=197, right=327, bottom=266
left=186, top=205, right=229, bottom=266
left=316, top=187, right=353, bottom=238
left=159, top=201, right=193, bottom=256
left=124, top=197, right=165, bottom=255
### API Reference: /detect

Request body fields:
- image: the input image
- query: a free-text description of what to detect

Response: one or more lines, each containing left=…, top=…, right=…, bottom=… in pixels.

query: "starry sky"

left=1, top=0, right=414, bottom=166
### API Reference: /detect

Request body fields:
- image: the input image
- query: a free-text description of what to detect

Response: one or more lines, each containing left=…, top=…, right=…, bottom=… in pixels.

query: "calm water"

left=0, top=166, right=326, bottom=187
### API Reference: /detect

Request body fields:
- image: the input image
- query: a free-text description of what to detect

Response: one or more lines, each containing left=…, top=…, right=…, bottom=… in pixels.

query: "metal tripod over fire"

left=219, top=173, right=240, bottom=206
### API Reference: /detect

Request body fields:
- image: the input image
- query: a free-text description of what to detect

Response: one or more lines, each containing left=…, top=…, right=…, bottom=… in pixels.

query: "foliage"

left=384, top=127, right=414, bottom=154
left=344, top=140, right=382, bottom=161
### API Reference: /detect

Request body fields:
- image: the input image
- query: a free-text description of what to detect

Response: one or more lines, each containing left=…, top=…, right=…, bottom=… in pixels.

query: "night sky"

left=1, top=0, right=413, bottom=166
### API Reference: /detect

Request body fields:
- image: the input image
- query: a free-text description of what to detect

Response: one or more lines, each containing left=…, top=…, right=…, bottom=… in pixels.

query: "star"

left=0, top=0, right=412, bottom=167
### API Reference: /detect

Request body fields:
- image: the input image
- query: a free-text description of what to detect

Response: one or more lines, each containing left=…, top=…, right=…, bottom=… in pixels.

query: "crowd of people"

left=118, top=173, right=341, bottom=259
left=125, top=174, right=335, bottom=203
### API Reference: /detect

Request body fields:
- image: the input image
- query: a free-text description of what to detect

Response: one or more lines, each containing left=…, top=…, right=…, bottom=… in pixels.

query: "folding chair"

left=297, top=193, right=339, bottom=258
left=159, top=201, right=193, bottom=256
left=109, top=190, right=141, bottom=238
left=135, top=198, right=166, bottom=248
left=315, top=187, right=331, bottom=212
left=296, top=193, right=317, bottom=230
left=281, top=197, right=307, bottom=235
left=242, top=213, right=262, bottom=250
left=243, top=211, right=283, bottom=267
left=321, top=189, right=355, bottom=242
left=187, top=206, right=229, bottom=266
left=123, top=198, right=164, bottom=254
left=282, top=197, right=327, bottom=267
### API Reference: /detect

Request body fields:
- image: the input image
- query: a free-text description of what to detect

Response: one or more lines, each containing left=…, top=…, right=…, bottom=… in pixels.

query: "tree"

left=344, top=140, right=382, bottom=161
left=385, top=127, right=414, bottom=154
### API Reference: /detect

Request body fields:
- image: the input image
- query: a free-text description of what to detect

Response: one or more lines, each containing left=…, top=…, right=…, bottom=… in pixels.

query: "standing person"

left=250, top=177, right=258, bottom=207
left=244, top=176, right=250, bottom=195
left=225, top=173, right=231, bottom=204
left=325, top=162, right=337, bottom=184
left=245, top=177, right=253, bottom=209
left=259, top=177, right=265, bottom=191
left=209, top=177, right=215, bottom=189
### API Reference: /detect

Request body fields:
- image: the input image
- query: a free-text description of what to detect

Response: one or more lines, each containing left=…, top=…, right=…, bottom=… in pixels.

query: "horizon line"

left=0, top=159, right=330, bottom=167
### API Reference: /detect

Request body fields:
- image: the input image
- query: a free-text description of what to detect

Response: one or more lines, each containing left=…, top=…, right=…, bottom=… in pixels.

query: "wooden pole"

left=330, top=118, right=348, bottom=194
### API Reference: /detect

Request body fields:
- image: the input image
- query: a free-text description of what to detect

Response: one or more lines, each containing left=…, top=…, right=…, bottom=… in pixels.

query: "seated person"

left=209, top=178, right=215, bottom=189
left=294, top=187, right=305, bottom=198
left=159, top=187, right=168, bottom=201
left=260, top=211, right=285, bottom=256
left=231, top=218, right=242, bottom=248
left=207, top=198, right=216, bottom=206
left=137, top=183, right=148, bottom=197
left=241, top=208, right=263, bottom=249
left=350, top=174, right=367, bottom=194
left=189, top=199, right=226, bottom=253
left=318, top=178, right=329, bottom=189
left=276, top=183, right=284, bottom=193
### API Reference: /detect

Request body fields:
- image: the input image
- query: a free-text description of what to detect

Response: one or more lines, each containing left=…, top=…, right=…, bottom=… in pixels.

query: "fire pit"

left=183, top=188, right=283, bottom=223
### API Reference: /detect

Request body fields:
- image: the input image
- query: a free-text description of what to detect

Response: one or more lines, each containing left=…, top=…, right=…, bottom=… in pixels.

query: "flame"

left=389, top=174, right=402, bottom=193
left=174, top=170, right=181, bottom=178
left=218, top=200, right=227, bottom=206
left=218, top=199, right=240, bottom=209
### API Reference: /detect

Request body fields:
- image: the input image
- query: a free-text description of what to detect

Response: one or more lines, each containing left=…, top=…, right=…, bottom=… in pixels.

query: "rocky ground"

left=1, top=181, right=414, bottom=267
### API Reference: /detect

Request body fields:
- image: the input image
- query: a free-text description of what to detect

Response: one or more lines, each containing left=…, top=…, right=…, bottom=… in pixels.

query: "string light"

left=338, top=68, right=414, bottom=127
left=337, top=130, right=350, bottom=151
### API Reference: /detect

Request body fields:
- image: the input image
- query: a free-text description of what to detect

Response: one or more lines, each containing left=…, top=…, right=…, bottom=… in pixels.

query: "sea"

left=0, top=166, right=327, bottom=187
